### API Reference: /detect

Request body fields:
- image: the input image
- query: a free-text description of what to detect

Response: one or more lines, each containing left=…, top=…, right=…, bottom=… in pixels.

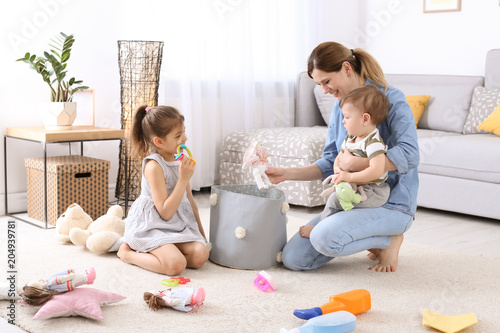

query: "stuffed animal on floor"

left=69, top=205, right=125, bottom=253
left=55, top=203, right=93, bottom=243
left=19, top=267, right=96, bottom=306
left=144, top=287, right=205, bottom=312
left=242, top=141, right=275, bottom=190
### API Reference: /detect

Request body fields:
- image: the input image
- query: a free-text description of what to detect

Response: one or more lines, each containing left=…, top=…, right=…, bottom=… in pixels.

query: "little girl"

left=118, top=105, right=209, bottom=276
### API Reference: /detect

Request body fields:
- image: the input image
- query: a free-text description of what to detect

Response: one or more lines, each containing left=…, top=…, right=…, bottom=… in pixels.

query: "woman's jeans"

left=282, top=207, right=413, bottom=271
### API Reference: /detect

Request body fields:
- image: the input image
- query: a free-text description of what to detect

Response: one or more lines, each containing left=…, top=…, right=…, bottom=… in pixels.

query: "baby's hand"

left=179, top=157, right=195, bottom=181
left=333, top=170, right=351, bottom=184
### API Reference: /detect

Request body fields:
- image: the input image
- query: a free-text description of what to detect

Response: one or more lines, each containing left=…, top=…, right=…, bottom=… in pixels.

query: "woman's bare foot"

left=369, top=234, right=404, bottom=272
left=367, top=249, right=380, bottom=261
left=117, top=242, right=133, bottom=263
left=299, top=225, right=314, bottom=238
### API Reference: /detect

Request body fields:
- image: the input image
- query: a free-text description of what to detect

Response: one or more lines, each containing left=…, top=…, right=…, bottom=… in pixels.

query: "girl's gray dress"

left=124, top=153, right=206, bottom=252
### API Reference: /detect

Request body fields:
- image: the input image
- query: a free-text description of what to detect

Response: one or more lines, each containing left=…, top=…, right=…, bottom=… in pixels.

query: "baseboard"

left=1, top=185, right=118, bottom=216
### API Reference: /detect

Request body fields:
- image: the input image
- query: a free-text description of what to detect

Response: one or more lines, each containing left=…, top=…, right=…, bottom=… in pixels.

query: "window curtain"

left=152, top=0, right=325, bottom=190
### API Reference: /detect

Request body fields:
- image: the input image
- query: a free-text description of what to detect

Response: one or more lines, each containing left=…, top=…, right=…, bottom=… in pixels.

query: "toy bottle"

left=293, top=289, right=371, bottom=320
left=280, top=311, right=356, bottom=333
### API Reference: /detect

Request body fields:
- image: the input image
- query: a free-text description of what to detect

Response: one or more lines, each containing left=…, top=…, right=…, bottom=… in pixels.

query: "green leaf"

left=61, top=52, right=70, bottom=63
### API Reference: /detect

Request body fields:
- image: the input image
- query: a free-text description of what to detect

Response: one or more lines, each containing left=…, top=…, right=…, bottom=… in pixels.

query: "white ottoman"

left=219, top=127, right=328, bottom=207
left=209, top=184, right=288, bottom=270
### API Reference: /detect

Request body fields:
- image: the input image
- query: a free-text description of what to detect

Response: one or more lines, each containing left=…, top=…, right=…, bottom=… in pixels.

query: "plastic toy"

left=242, top=141, right=274, bottom=190
left=19, top=267, right=96, bottom=306
left=293, top=289, right=371, bottom=320
left=161, top=276, right=190, bottom=287
left=175, top=144, right=196, bottom=164
left=281, top=311, right=356, bottom=333
left=161, top=279, right=179, bottom=287
left=422, top=309, right=478, bottom=333
left=144, top=287, right=205, bottom=312
left=254, top=270, right=274, bottom=292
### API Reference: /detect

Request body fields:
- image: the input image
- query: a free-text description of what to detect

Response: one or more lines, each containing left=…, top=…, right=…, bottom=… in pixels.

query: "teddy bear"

left=69, top=205, right=125, bottom=253
left=55, top=203, right=93, bottom=243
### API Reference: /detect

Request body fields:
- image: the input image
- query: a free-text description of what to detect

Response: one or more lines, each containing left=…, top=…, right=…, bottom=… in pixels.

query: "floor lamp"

left=115, top=40, right=164, bottom=209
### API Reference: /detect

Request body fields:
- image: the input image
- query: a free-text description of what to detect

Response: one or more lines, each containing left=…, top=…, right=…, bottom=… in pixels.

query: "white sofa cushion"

left=417, top=129, right=500, bottom=183
left=386, top=74, right=484, bottom=133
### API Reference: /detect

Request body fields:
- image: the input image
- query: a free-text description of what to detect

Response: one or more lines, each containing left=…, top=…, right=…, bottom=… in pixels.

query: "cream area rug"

left=1, top=207, right=500, bottom=333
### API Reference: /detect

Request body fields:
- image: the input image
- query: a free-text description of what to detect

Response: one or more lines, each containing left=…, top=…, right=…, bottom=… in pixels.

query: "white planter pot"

left=39, top=102, right=77, bottom=130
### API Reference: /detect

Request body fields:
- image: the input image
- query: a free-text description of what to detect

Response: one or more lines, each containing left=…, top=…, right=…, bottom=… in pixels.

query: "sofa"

left=219, top=49, right=500, bottom=220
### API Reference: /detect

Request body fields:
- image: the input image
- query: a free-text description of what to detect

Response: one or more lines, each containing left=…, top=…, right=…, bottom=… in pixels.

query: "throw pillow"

left=463, top=86, right=500, bottom=134
left=33, top=287, right=126, bottom=320
left=477, top=103, right=500, bottom=136
left=406, top=95, right=431, bottom=127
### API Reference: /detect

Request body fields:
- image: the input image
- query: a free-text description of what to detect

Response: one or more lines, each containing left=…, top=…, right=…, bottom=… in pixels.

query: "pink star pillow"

left=33, top=288, right=126, bottom=320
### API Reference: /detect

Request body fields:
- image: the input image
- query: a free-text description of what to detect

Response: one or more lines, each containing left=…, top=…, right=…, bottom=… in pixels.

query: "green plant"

left=16, top=32, right=89, bottom=102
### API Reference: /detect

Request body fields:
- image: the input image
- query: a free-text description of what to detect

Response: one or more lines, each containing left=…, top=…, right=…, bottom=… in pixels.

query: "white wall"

left=358, top=0, right=500, bottom=76
left=1, top=0, right=498, bottom=214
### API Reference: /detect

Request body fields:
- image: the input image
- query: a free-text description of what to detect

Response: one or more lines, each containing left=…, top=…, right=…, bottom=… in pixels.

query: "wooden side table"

left=3, top=126, right=128, bottom=228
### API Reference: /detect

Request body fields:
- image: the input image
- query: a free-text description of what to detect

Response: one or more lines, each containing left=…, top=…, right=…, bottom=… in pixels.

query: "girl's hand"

left=178, top=157, right=195, bottom=182
left=265, top=166, right=286, bottom=184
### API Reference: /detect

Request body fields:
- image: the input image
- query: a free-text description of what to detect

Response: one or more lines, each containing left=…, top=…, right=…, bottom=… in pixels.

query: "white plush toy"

left=69, top=205, right=125, bottom=253
left=55, top=203, right=93, bottom=243
left=242, top=141, right=275, bottom=190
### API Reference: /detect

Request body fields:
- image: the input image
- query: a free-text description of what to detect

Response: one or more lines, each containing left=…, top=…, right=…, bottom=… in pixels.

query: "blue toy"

left=280, top=311, right=356, bottom=333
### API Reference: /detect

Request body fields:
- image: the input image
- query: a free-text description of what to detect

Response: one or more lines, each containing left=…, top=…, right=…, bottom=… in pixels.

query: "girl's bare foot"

left=367, top=249, right=380, bottom=261
left=369, top=234, right=404, bottom=272
left=117, top=242, right=133, bottom=263
left=299, top=225, right=314, bottom=238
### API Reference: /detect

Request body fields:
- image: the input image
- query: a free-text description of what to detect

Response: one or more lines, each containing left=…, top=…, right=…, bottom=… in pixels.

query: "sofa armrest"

left=485, top=49, right=500, bottom=89
left=295, top=71, right=326, bottom=127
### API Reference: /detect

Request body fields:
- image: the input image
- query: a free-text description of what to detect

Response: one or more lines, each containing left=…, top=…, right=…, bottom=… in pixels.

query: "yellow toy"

left=422, top=309, right=478, bottom=333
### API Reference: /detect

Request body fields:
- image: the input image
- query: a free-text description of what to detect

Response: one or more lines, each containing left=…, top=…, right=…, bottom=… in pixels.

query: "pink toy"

left=242, top=141, right=275, bottom=190
left=254, top=270, right=275, bottom=292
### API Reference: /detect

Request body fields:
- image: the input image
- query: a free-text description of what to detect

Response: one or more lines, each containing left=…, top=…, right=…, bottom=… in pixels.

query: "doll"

left=242, top=141, right=275, bottom=190
left=144, top=287, right=205, bottom=312
left=19, top=267, right=96, bottom=306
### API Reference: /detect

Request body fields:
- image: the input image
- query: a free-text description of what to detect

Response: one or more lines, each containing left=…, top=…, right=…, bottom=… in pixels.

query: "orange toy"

left=294, top=289, right=371, bottom=320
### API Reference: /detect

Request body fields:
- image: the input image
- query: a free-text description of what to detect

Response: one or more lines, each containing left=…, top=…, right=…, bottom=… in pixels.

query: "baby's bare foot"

left=369, top=234, right=404, bottom=272
left=299, top=225, right=314, bottom=238
left=117, top=242, right=132, bottom=263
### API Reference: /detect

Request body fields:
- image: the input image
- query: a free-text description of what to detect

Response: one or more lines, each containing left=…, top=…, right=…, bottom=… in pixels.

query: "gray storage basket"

left=209, top=184, right=288, bottom=270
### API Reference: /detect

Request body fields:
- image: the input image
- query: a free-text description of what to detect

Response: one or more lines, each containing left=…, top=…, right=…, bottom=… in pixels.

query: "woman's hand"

left=265, top=166, right=286, bottom=184
left=337, top=149, right=369, bottom=172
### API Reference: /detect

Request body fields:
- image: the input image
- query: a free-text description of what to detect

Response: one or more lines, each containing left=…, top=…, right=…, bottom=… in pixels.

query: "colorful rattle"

left=175, top=144, right=196, bottom=164
left=161, top=276, right=191, bottom=287
left=254, top=270, right=274, bottom=292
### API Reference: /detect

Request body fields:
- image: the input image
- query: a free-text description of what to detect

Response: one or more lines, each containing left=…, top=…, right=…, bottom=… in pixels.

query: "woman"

left=266, top=42, right=419, bottom=272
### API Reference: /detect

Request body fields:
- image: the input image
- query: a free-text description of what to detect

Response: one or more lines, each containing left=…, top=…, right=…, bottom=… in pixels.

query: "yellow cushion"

left=406, top=95, right=431, bottom=127
left=477, top=103, right=500, bottom=136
